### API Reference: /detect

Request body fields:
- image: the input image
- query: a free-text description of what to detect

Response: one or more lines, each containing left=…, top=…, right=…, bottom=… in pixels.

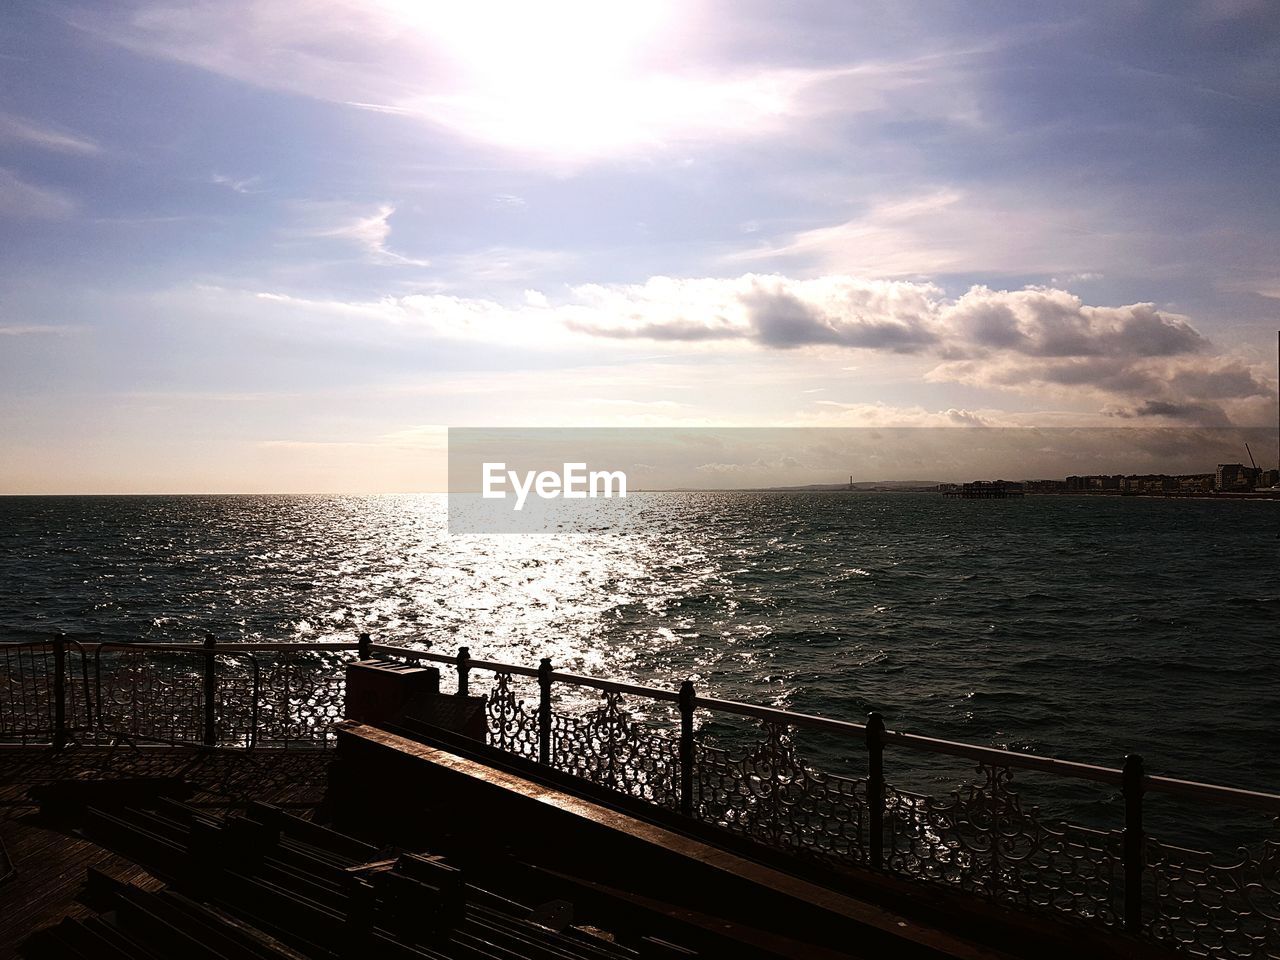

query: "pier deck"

left=0, top=746, right=331, bottom=958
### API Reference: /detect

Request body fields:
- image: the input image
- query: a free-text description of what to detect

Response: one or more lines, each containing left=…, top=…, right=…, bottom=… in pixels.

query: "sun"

left=373, top=0, right=698, bottom=158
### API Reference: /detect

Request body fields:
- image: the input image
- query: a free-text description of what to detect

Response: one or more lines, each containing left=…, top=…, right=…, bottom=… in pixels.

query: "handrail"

left=370, top=644, right=1280, bottom=811
left=8, top=637, right=1280, bottom=810
left=552, top=671, right=681, bottom=701
left=471, top=657, right=540, bottom=679
left=8, top=633, right=1280, bottom=955
left=369, top=644, right=449, bottom=665
left=883, top=730, right=1126, bottom=786
left=365, top=643, right=1280, bottom=811
left=2, top=640, right=365, bottom=653
left=693, top=694, right=867, bottom=731
left=362, top=641, right=1280, bottom=949
left=1145, top=774, right=1280, bottom=811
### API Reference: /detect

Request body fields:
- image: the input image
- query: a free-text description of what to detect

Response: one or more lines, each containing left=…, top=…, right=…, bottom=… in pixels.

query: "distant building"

left=1121, top=474, right=1176, bottom=495
left=1216, top=463, right=1261, bottom=491
left=1065, top=474, right=1123, bottom=492
left=1024, top=479, right=1067, bottom=494
left=1178, top=474, right=1214, bottom=492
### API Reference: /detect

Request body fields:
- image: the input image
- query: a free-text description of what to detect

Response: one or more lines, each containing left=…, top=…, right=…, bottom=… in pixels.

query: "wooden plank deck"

left=0, top=746, right=332, bottom=957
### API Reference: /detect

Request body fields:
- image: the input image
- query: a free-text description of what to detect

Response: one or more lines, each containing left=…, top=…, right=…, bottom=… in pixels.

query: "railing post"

left=456, top=646, right=470, bottom=697
left=866, top=711, right=886, bottom=869
left=537, top=658, right=552, bottom=765
left=203, top=633, right=217, bottom=747
left=52, top=633, right=67, bottom=751
left=1123, top=753, right=1146, bottom=934
left=678, top=680, right=696, bottom=817
left=358, top=632, right=372, bottom=660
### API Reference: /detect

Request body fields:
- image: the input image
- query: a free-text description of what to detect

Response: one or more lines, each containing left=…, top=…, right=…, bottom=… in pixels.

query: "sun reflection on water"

left=3, top=491, right=1278, bottom=790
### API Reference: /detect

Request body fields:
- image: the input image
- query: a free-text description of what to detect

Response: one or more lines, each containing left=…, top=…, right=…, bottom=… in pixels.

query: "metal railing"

left=1, top=638, right=92, bottom=747
left=0, top=635, right=359, bottom=749
left=3, top=635, right=1279, bottom=957
left=371, top=643, right=1280, bottom=960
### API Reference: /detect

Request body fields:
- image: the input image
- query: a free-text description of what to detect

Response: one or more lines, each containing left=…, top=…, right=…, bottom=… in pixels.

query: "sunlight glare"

left=377, top=0, right=704, bottom=157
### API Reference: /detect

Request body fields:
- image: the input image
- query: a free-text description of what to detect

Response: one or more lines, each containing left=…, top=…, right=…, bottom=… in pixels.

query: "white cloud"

left=801, top=401, right=1008, bottom=428
left=564, top=276, right=1275, bottom=422
left=251, top=288, right=562, bottom=344
left=0, top=168, right=76, bottom=219
left=0, top=113, right=101, bottom=155
left=211, top=172, right=261, bottom=194
left=438, top=247, right=575, bottom=285
left=727, top=188, right=1139, bottom=278
left=563, top=274, right=943, bottom=351
left=305, top=203, right=430, bottom=266
left=215, top=269, right=1276, bottom=426
left=68, top=1, right=991, bottom=164
left=0, top=325, right=69, bottom=336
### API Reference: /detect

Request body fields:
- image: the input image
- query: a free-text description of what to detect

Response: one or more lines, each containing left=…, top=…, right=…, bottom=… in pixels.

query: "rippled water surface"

left=1, top=493, right=1277, bottom=792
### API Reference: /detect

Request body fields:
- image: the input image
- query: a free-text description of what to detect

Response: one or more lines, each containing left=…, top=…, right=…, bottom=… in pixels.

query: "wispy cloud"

left=66, top=1, right=993, bottom=164
left=304, top=203, right=430, bottom=266
left=0, top=168, right=76, bottom=219
left=436, top=246, right=574, bottom=285
left=0, top=324, right=75, bottom=336
left=211, top=172, right=261, bottom=194
left=0, top=112, right=101, bottom=155
left=726, top=188, right=1143, bottom=278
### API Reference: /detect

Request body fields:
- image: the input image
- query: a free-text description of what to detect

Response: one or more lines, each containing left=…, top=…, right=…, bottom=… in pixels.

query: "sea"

left=1, top=492, right=1277, bottom=841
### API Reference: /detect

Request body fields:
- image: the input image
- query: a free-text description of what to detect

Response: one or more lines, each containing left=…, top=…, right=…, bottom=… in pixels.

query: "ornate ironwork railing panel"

left=209, top=654, right=261, bottom=748
left=1147, top=834, right=1280, bottom=959
left=93, top=644, right=259, bottom=748
left=481, top=670, right=540, bottom=761
left=885, top=765, right=1121, bottom=926
left=94, top=645, right=206, bottom=746
left=549, top=690, right=681, bottom=809
left=251, top=649, right=351, bottom=748
left=0, top=640, right=91, bottom=743
left=7, top=638, right=1280, bottom=960
left=696, top=720, right=869, bottom=864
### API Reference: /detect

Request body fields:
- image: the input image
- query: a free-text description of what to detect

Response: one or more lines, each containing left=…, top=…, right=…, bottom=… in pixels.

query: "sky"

left=1, top=0, right=1278, bottom=493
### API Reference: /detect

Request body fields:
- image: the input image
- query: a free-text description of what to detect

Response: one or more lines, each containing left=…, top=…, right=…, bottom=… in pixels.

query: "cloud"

left=0, top=325, right=70, bottom=336
left=438, top=247, right=575, bottom=285
left=230, top=268, right=1274, bottom=425
left=565, top=276, right=1274, bottom=423
left=0, top=168, right=76, bottom=219
left=0, top=113, right=101, bottom=155
left=66, top=1, right=991, bottom=164
left=211, top=173, right=261, bottom=194
left=937, top=286, right=1206, bottom=359
left=258, top=424, right=447, bottom=451
left=921, top=284, right=1273, bottom=418
left=306, top=203, right=430, bottom=266
left=727, top=188, right=1143, bottom=278
left=565, top=274, right=941, bottom=352
left=805, top=401, right=1006, bottom=428
left=250, top=288, right=561, bottom=344
left=1105, top=400, right=1222, bottom=421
